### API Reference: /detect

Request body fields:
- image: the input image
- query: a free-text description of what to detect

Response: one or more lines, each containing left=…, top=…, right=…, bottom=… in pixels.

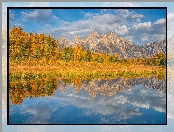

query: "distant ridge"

left=57, top=29, right=166, bottom=58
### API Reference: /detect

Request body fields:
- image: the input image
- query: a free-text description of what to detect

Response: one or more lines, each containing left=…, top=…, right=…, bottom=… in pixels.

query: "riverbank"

left=9, top=61, right=166, bottom=81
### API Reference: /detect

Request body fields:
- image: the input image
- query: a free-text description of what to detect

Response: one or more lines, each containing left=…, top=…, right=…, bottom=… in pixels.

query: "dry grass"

left=9, top=61, right=166, bottom=82
left=9, top=61, right=165, bottom=73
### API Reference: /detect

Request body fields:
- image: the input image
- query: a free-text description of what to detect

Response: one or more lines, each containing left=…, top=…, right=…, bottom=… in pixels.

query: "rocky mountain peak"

left=87, top=29, right=98, bottom=37
left=57, top=35, right=68, bottom=42
left=92, top=29, right=97, bottom=34
left=57, top=29, right=166, bottom=58
left=69, top=35, right=82, bottom=46
left=83, top=29, right=100, bottom=49
left=57, top=35, right=69, bottom=50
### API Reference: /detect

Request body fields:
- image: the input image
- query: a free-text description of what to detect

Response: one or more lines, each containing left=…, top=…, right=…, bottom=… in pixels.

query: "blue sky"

left=2, top=2, right=174, bottom=132
left=9, top=8, right=166, bottom=45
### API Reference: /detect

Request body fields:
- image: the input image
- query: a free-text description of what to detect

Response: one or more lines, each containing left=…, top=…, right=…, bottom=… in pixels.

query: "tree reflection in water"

left=9, top=78, right=58, bottom=105
left=9, top=76, right=166, bottom=105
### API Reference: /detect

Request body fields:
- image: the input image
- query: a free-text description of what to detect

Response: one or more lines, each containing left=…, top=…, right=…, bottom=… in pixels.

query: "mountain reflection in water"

left=9, top=77, right=166, bottom=124
left=9, top=77, right=166, bottom=105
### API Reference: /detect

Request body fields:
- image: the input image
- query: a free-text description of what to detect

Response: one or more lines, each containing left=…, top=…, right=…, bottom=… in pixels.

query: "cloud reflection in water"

left=9, top=77, right=166, bottom=124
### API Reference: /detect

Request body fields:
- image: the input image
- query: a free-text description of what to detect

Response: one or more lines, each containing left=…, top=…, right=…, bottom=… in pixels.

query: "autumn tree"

left=145, top=53, right=166, bottom=66
left=73, top=45, right=82, bottom=62
left=95, top=53, right=104, bottom=63
left=109, top=53, right=118, bottom=63
left=84, top=48, right=92, bottom=62
left=9, top=26, right=25, bottom=63
left=153, top=53, right=166, bottom=66
left=9, top=26, right=60, bottom=65
left=61, top=47, right=74, bottom=61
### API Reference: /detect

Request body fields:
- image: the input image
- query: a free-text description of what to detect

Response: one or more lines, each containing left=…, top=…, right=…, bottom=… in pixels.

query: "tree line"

left=9, top=26, right=166, bottom=66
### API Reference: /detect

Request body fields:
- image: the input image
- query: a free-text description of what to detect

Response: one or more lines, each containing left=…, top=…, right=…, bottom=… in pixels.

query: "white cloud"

left=27, top=2, right=50, bottom=7
left=141, top=35, right=148, bottom=41
left=116, top=9, right=144, bottom=20
left=167, top=79, right=174, bottom=95
left=127, top=18, right=166, bottom=45
left=167, top=13, right=174, bottom=38
left=6, top=4, right=166, bottom=45
left=101, top=2, right=141, bottom=7
left=8, top=77, right=166, bottom=124
left=117, top=25, right=128, bottom=35
left=2, top=2, right=51, bottom=27
left=20, top=100, right=60, bottom=124
left=2, top=105, right=7, bottom=123
left=168, top=12, right=174, bottom=19
left=35, top=9, right=165, bottom=45
left=9, top=9, right=24, bottom=28
left=167, top=90, right=174, bottom=119
left=21, top=9, right=57, bottom=23
left=45, top=24, right=51, bottom=29
left=101, top=125, right=132, bottom=132
left=18, top=126, right=47, bottom=132
left=154, top=18, right=166, bottom=24
left=2, top=3, right=8, bottom=27
left=38, top=10, right=145, bottom=43
left=130, top=22, right=152, bottom=30
left=17, top=78, right=165, bottom=124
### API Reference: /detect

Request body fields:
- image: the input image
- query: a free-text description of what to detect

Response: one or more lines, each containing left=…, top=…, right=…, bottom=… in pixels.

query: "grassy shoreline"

left=9, top=61, right=166, bottom=82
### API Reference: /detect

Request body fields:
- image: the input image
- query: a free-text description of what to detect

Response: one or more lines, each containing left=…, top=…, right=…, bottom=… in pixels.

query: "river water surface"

left=9, top=77, right=166, bottom=124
